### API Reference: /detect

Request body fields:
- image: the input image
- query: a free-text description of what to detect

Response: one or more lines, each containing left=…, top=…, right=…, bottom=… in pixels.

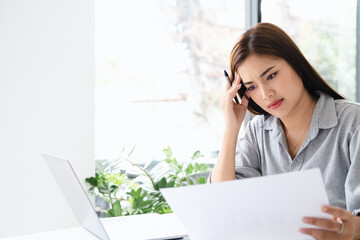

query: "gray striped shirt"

left=234, top=91, right=360, bottom=216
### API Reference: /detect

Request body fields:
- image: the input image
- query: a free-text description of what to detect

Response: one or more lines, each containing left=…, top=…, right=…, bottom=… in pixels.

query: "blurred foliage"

left=86, top=146, right=212, bottom=217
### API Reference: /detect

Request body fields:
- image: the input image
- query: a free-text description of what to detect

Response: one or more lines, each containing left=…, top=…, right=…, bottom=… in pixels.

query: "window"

left=261, top=0, right=357, bottom=101
left=95, top=0, right=246, bottom=162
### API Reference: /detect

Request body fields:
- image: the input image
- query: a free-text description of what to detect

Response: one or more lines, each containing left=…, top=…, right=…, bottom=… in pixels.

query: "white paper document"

left=160, top=168, right=331, bottom=240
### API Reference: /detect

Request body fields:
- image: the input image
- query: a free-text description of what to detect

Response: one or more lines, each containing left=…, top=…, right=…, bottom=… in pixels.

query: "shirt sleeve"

left=234, top=121, right=262, bottom=179
left=346, top=124, right=360, bottom=216
left=207, top=120, right=262, bottom=183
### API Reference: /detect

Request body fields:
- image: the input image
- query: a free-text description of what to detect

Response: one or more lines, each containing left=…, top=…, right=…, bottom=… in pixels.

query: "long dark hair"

left=229, top=22, right=344, bottom=115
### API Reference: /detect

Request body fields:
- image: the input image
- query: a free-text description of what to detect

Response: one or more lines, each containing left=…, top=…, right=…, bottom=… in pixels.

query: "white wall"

left=0, top=0, right=94, bottom=237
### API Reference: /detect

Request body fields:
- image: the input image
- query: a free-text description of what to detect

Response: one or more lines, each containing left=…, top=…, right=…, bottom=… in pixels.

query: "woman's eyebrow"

left=243, top=80, right=252, bottom=86
left=242, top=65, right=276, bottom=85
left=259, top=65, right=275, bottom=78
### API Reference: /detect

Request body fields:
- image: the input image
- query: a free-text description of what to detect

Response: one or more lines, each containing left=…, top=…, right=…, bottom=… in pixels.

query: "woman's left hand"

left=300, top=205, right=359, bottom=240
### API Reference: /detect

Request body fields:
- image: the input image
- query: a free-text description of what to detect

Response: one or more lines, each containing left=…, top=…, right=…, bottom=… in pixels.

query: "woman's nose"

left=260, top=84, right=274, bottom=100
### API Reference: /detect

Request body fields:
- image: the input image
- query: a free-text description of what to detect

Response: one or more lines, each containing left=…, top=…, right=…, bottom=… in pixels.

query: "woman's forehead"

left=237, top=55, right=283, bottom=75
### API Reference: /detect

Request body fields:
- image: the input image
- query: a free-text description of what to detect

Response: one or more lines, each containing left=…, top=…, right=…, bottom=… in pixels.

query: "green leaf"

left=127, top=189, right=135, bottom=198
left=85, top=177, right=98, bottom=187
left=163, top=146, right=173, bottom=158
left=155, top=177, right=168, bottom=190
left=111, top=200, right=122, bottom=216
left=167, top=179, right=175, bottom=188
left=191, top=150, right=201, bottom=160
left=109, top=184, right=118, bottom=193
left=199, top=163, right=210, bottom=172
left=185, top=163, right=194, bottom=175
left=197, top=176, right=206, bottom=184
left=192, top=162, right=199, bottom=172
left=189, top=178, right=195, bottom=185
left=107, top=209, right=115, bottom=217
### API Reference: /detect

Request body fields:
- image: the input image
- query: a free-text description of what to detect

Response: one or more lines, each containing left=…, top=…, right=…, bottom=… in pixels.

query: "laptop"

left=43, top=153, right=188, bottom=240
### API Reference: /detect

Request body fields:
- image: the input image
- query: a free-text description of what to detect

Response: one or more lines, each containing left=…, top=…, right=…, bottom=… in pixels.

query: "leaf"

left=163, top=146, right=173, bottom=158
left=98, top=187, right=110, bottom=195
left=167, top=179, right=175, bottom=188
left=109, top=184, right=118, bottom=193
left=199, top=163, right=210, bottom=172
left=111, top=200, right=122, bottom=216
left=197, top=176, right=206, bottom=184
left=191, top=150, right=201, bottom=160
left=185, top=163, right=194, bottom=175
left=155, top=177, right=168, bottom=190
left=136, top=187, right=143, bottom=197
left=127, top=189, right=136, bottom=198
left=85, top=177, right=98, bottom=187
left=107, top=209, right=115, bottom=217
left=189, top=178, right=195, bottom=185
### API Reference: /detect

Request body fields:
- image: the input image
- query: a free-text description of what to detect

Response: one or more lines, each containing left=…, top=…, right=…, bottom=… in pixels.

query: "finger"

left=230, top=73, right=240, bottom=90
left=224, top=74, right=236, bottom=93
left=302, top=217, right=342, bottom=232
left=222, top=85, right=241, bottom=107
left=322, top=205, right=352, bottom=220
left=240, top=90, right=249, bottom=107
left=228, top=83, right=242, bottom=98
left=224, top=77, right=232, bottom=91
left=235, top=72, right=241, bottom=85
left=225, top=84, right=230, bottom=92
left=300, top=228, right=341, bottom=240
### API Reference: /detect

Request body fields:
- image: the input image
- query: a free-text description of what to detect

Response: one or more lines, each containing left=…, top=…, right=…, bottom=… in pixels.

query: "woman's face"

left=237, top=54, right=307, bottom=119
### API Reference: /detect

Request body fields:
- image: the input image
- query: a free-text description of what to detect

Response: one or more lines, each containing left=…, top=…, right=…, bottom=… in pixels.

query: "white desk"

left=0, top=227, right=99, bottom=240
left=1, top=227, right=191, bottom=240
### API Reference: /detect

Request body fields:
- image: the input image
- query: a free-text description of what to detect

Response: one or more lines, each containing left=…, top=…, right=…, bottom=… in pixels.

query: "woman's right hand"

left=221, top=72, right=249, bottom=132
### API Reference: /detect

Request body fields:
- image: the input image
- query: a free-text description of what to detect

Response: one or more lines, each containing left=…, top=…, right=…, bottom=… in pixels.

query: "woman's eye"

left=247, top=86, right=256, bottom=91
left=267, top=71, right=277, bottom=80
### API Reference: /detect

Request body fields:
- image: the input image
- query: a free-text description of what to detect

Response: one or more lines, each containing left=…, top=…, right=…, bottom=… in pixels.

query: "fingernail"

left=322, top=206, right=328, bottom=212
left=303, top=218, right=309, bottom=223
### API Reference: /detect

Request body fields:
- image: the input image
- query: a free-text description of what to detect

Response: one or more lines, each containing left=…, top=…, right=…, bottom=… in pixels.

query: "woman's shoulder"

left=334, top=98, right=360, bottom=125
left=334, top=98, right=360, bottom=115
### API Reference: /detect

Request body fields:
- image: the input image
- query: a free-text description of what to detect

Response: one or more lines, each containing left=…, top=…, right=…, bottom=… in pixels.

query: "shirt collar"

left=308, top=91, right=338, bottom=140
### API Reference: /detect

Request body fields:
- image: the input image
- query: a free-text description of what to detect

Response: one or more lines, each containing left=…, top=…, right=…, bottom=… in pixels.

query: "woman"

left=211, top=22, right=360, bottom=239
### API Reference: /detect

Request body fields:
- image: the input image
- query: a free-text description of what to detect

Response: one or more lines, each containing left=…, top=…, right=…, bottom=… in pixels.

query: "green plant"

left=85, top=148, right=137, bottom=217
left=162, top=146, right=211, bottom=186
left=86, top=146, right=212, bottom=217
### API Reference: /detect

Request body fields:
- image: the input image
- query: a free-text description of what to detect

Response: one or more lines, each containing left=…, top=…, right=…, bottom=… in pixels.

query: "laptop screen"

left=43, top=153, right=110, bottom=240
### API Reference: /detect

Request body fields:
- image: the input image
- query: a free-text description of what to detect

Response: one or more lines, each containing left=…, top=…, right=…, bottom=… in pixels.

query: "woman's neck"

left=281, top=92, right=317, bottom=132
left=281, top=91, right=317, bottom=158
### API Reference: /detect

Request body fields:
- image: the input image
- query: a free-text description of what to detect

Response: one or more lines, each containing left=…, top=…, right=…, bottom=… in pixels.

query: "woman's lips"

left=268, top=98, right=284, bottom=110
